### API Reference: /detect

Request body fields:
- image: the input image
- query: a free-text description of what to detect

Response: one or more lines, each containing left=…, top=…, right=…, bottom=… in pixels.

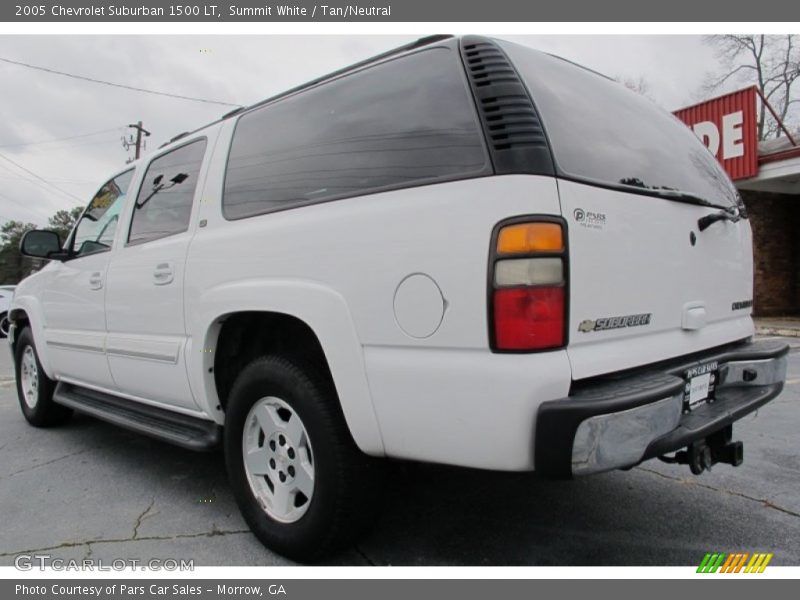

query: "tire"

left=224, top=355, right=383, bottom=562
left=0, top=312, right=9, bottom=339
left=14, top=327, right=72, bottom=427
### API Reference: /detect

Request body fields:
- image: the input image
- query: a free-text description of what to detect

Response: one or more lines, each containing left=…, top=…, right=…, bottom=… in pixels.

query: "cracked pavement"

left=0, top=338, right=798, bottom=566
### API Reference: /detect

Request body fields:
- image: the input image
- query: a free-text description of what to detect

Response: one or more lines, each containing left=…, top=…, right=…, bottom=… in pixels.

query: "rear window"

left=500, top=41, right=739, bottom=207
left=222, top=47, right=489, bottom=220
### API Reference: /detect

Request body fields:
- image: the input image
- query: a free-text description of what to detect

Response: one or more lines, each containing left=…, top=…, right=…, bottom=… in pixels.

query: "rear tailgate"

left=495, top=39, right=756, bottom=378
left=561, top=179, right=754, bottom=380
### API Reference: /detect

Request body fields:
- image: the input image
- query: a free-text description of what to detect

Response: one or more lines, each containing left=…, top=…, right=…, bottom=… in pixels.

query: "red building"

left=675, top=88, right=800, bottom=317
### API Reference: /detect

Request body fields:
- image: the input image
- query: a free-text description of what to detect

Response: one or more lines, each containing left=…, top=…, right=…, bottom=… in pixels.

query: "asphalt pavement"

left=0, top=338, right=798, bottom=566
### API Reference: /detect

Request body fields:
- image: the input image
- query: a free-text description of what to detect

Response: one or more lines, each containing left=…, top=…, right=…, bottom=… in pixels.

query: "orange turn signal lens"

left=497, top=222, right=563, bottom=254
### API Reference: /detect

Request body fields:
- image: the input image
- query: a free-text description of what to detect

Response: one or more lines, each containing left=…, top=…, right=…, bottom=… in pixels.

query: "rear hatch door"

left=560, top=180, right=753, bottom=379
left=499, top=39, right=755, bottom=379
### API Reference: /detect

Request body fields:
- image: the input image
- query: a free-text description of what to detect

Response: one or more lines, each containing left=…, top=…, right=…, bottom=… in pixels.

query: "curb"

left=756, top=327, right=800, bottom=338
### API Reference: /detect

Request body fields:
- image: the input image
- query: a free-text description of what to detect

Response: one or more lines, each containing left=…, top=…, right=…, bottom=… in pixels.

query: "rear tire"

left=14, top=327, right=72, bottom=427
left=224, top=355, right=383, bottom=562
left=0, top=312, right=9, bottom=339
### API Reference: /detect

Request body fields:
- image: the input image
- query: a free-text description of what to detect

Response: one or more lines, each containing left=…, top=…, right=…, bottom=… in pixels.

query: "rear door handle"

left=89, top=272, right=103, bottom=290
left=153, top=262, right=174, bottom=286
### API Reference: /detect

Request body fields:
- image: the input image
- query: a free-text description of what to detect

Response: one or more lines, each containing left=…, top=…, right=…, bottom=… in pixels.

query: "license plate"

left=683, top=361, right=718, bottom=412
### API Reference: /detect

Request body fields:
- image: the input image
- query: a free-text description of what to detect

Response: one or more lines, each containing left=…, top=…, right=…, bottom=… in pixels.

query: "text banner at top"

left=3, top=0, right=799, bottom=22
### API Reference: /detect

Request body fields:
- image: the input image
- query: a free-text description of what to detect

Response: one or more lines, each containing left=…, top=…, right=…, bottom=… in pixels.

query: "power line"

left=0, top=175, right=95, bottom=184
left=23, top=138, right=122, bottom=153
left=0, top=165, right=80, bottom=206
left=0, top=189, right=49, bottom=224
left=0, top=56, right=242, bottom=108
left=0, top=151, right=82, bottom=202
left=0, top=127, right=123, bottom=148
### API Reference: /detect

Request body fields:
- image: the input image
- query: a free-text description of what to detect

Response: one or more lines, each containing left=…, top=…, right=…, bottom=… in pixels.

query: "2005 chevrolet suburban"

left=8, top=35, right=789, bottom=561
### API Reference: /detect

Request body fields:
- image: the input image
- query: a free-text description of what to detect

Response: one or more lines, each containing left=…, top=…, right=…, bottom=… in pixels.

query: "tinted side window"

left=128, top=139, right=207, bottom=245
left=223, top=47, right=489, bottom=220
left=71, top=169, right=134, bottom=257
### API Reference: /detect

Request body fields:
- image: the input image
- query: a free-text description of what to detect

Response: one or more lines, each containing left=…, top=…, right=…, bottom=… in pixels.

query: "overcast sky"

left=0, top=35, right=728, bottom=225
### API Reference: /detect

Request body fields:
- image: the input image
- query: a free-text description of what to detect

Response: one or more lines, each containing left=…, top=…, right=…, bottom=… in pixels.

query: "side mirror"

left=19, top=230, right=64, bottom=260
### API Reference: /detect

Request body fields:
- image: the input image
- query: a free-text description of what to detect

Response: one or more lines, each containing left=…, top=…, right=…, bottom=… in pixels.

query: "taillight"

left=489, top=219, right=567, bottom=352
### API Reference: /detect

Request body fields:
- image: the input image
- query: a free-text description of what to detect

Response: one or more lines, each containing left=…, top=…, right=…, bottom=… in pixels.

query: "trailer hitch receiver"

left=658, top=425, right=743, bottom=475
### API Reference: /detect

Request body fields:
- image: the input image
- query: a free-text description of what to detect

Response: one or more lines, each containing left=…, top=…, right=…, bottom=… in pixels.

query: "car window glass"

left=501, top=42, right=739, bottom=207
left=223, top=47, right=488, bottom=219
left=71, top=169, right=135, bottom=257
left=128, top=139, right=207, bottom=245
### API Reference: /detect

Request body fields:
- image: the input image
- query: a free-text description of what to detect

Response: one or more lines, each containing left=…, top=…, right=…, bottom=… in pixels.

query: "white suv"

left=8, top=36, right=789, bottom=561
left=0, top=285, right=14, bottom=338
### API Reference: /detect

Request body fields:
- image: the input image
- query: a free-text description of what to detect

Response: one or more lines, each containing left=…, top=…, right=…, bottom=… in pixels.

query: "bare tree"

left=705, top=35, right=800, bottom=140
left=617, top=75, right=656, bottom=102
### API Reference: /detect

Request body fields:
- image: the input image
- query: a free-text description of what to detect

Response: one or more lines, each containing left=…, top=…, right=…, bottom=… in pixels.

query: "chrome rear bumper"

left=534, top=339, right=789, bottom=478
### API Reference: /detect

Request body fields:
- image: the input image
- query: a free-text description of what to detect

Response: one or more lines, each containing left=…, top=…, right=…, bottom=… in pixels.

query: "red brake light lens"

left=493, top=287, right=565, bottom=350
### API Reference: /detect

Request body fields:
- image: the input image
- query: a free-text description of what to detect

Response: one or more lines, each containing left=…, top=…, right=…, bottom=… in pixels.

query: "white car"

left=7, top=35, right=789, bottom=561
left=0, top=285, right=15, bottom=338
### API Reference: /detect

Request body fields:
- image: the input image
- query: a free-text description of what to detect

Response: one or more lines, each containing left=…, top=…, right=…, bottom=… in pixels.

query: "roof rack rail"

left=222, top=106, right=247, bottom=120
left=184, top=35, right=454, bottom=144
left=236, top=35, right=454, bottom=116
left=158, top=131, right=191, bottom=149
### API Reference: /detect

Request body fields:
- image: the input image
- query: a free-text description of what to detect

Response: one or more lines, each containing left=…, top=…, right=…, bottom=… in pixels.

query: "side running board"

left=53, top=382, right=221, bottom=451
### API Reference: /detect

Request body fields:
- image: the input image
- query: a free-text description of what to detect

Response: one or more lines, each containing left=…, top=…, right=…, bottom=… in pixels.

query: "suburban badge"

left=578, top=313, right=652, bottom=333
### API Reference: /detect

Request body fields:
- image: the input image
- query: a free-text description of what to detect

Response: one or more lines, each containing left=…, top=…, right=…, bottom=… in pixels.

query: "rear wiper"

left=639, top=188, right=743, bottom=232
left=645, top=188, right=731, bottom=211
left=698, top=207, right=741, bottom=231
left=617, top=181, right=747, bottom=228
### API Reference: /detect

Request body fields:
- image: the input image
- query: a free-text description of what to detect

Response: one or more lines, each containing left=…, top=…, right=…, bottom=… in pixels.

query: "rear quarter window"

left=222, top=47, right=490, bottom=220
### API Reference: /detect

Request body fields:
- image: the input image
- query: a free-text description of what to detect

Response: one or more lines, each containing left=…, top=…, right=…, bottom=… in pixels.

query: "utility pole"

left=122, top=121, right=151, bottom=163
